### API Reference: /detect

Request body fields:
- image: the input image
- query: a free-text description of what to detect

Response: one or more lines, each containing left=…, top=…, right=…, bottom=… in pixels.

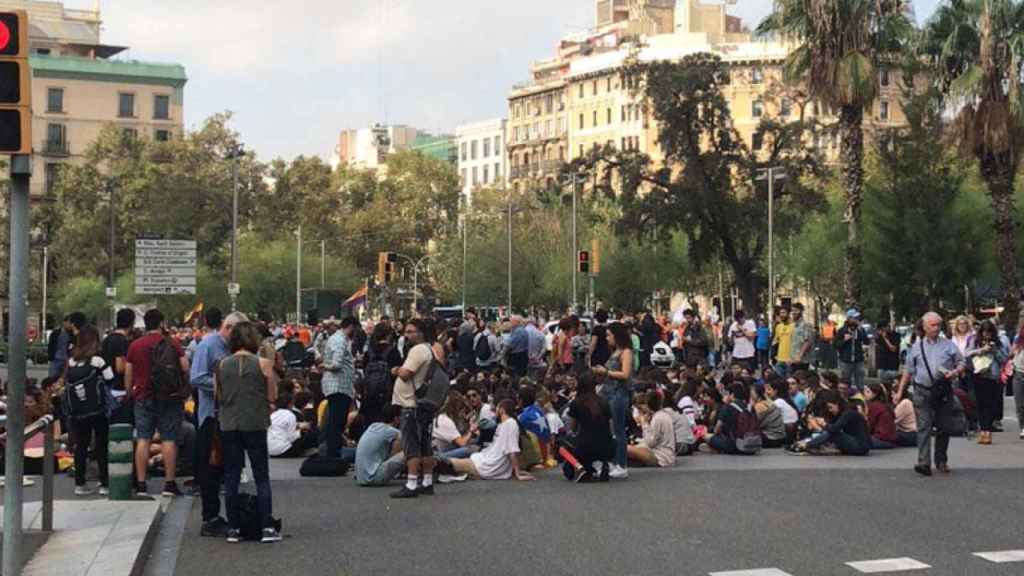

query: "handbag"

left=970, top=352, right=993, bottom=375
left=919, top=340, right=952, bottom=403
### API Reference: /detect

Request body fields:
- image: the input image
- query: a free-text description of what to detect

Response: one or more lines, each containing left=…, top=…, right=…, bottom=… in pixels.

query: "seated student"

left=466, top=385, right=497, bottom=443
left=766, top=378, right=799, bottom=444
left=698, top=385, right=722, bottom=434
left=864, top=383, right=898, bottom=450
left=268, top=390, right=318, bottom=458
left=561, top=370, right=614, bottom=482
left=890, top=383, right=918, bottom=447
left=433, top=390, right=479, bottom=460
left=752, top=384, right=787, bottom=448
left=627, top=390, right=676, bottom=467
left=674, top=377, right=699, bottom=427
left=669, top=405, right=697, bottom=456
left=517, top=384, right=555, bottom=468
left=706, top=383, right=756, bottom=455
left=788, top=391, right=871, bottom=456
left=354, top=406, right=405, bottom=487
left=449, top=400, right=533, bottom=481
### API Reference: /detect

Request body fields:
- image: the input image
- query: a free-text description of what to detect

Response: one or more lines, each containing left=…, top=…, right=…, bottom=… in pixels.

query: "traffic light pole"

left=4, top=154, right=31, bottom=576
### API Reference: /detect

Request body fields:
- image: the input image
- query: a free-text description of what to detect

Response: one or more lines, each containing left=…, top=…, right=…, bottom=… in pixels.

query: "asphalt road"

left=168, top=425, right=1024, bottom=576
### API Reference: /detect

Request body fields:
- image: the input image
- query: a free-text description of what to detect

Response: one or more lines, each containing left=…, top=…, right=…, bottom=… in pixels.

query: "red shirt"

left=126, top=332, right=184, bottom=401
left=866, top=401, right=897, bottom=443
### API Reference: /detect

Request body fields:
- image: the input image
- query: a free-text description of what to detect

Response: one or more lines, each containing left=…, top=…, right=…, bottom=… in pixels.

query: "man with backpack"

left=125, top=308, right=191, bottom=497
left=390, top=318, right=439, bottom=499
left=707, top=383, right=762, bottom=455
left=474, top=320, right=499, bottom=373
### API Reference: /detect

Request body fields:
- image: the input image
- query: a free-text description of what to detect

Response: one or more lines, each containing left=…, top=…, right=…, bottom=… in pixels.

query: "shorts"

left=400, top=407, right=434, bottom=460
left=134, top=397, right=184, bottom=442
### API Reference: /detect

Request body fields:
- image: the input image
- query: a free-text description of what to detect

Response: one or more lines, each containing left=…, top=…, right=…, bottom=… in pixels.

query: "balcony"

left=42, top=139, right=70, bottom=157
left=541, top=160, right=564, bottom=173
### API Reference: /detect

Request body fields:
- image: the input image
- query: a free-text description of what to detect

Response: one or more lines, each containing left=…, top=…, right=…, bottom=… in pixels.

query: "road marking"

left=845, top=558, right=930, bottom=573
left=974, top=550, right=1024, bottom=563
left=708, top=565, right=794, bottom=569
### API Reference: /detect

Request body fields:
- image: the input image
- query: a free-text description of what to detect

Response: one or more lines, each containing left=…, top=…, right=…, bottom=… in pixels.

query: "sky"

left=68, top=0, right=943, bottom=163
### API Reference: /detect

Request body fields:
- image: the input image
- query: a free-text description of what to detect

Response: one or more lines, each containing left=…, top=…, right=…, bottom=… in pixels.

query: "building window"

left=118, top=93, right=135, bottom=118
left=720, top=69, right=731, bottom=85
left=545, top=94, right=553, bottom=113
left=494, top=136, right=501, bottom=155
left=621, top=105, right=626, bottom=122
left=751, top=68, right=764, bottom=84
left=880, top=69, right=890, bottom=87
left=752, top=100, right=764, bottom=118
left=752, top=132, right=764, bottom=150
left=578, top=144, right=584, bottom=157
left=606, top=77, right=611, bottom=92
left=46, top=123, right=65, bottom=146
left=153, top=95, right=170, bottom=120
left=472, top=166, right=478, bottom=185
left=578, top=84, right=584, bottom=98
left=122, top=127, right=138, bottom=140
left=47, top=88, right=63, bottom=113
left=461, top=142, right=467, bottom=161
left=483, top=138, right=491, bottom=158
left=471, top=140, right=478, bottom=159
left=592, top=80, right=597, bottom=96
left=781, top=98, right=792, bottom=117
left=45, top=163, right=61, bottom=195
left=592, top=110, right=598, bottom=126
left=155, top=129, right=171, bottom=142
left=621, top=137, right=627, bottom=150
left=495, top=163, right=501, bottom=180
left=545, top=119, right=552, bottom=137
left=579, top=113, right=584, bottom=130
left=483, top=164, right=489, bottom=184
left=36, top=48, right=50, bottom=55
left=607, top=108, right=612, bottom=124
left=879, top=100, right=890, bottom=122
left=461, top=168, right=467, bottom=184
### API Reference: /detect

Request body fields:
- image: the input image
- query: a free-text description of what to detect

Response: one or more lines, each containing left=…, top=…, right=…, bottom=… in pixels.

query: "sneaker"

left=201, top=517, right=228, bottom=538
left=436, top=474, right=468, bottom=484
left=417, top=484, right=435, bottom=496
left=574, top=469, right=593, bottom=483
left=74, top=485, right=94, bottom=496
left=784, top=444, right=807, bottom=455
left=226, top=529, right=241, bottom=543
left=608, top=464, right=629, bottom=479
left=135, top=482, right=149, bottom=497
left=1019, top=430, right=1024, bottom=439
left=98, top=486, right=109, bottom=496
left=914, top=464, right=932, bottom=477
left=389, top=486, right=419, bottom=499
left=260, top=528, right=282, bottom=543
left=162, top=482, right=183, bottom=497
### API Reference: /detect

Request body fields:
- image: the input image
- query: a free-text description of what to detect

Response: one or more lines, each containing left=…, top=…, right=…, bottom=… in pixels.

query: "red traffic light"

left=0, top=21, right=10, bottom=52
left=578, top=251, right=590, bottom=262
left=0, top=12, right=20, bottom=55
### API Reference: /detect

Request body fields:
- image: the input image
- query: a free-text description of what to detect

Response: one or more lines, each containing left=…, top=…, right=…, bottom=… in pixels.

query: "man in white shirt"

left=389, top=319, right=436, bottom=499
left=728, top=309, right=758, bottom=372
left=448, top=400, right=534, bottom=481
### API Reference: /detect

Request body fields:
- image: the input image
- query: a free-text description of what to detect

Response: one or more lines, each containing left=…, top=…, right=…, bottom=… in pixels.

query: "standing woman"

left=65, top=325, right=115, bottom=495
left=216, top=321, right=280, bottom=543
left=965, top=320, right=1007, bottom=446
left=950, top=316, right=974, bottom=357
left=593, top=322, right=633, bottom=479
left=1012, top=321, right=1024, bottom=440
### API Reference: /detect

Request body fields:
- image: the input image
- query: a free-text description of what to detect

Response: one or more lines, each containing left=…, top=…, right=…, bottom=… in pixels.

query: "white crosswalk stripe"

left=845, top=557, right=931, bottom=573
left=708, top=565, right=794, bottom=569
left=974, top=550, right=1024, bottom=563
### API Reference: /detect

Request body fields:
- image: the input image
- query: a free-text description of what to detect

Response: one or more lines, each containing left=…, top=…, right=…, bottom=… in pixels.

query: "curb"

left=129, top=498, right=168, bottom=576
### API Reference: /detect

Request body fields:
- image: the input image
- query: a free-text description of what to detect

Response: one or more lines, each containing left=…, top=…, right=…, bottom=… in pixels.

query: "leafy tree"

left=759, top=0, right=913, bottom=307
left=583, top=53, right=825, bottom=319
left=921, top=0, right=1024, bottom=328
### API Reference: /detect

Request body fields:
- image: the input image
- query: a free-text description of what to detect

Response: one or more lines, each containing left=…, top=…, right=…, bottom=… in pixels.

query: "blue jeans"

left=324, top=393, right=352, bottom=459
left=606, top=387, right=630, bottom=468
left=439, top=446, right=475, bottom=460
left=223, top=430, right=272, bottom=531
left=805, top=430, right=870, bottom=456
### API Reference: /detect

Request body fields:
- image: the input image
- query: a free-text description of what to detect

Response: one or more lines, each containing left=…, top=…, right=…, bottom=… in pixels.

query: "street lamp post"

left=296, top=224, right=302, bottom=324
left=226, top=145, right=245, bottom=312
left=393, top=253, right=433, bottom=314
left=756, top=167, right=786, bottom=323
left=107, top=179, right=117, bottom=327
left=563, top=170, right=587, bottom=313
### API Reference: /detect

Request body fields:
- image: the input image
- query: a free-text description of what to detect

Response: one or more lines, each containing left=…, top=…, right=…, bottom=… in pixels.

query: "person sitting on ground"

left=766, top=378, right=799, bottom=445
left=698, top=385, right=722, bottom=432
left=433, top=390, right=479, bottom=460
left=517, top=384, right=555, bottom=468
left=627, top=390, right=676, bottom=467
left=268, top=390, right=317, bottom=458
left=864, top=383, right=899, bottom=450
left=788, top=391, right=871, bottom=456
left=752, top=384, right=787, bottom=448
left=675, top=376, right=700, bottom=427
left=354, top=406, right=405, bottom=487
left=561, top=370, right=614, bottom=482
left=891, top=383, right=918, bottom=447
left=706, top=383, right=755, bottom=455
left=669, top=400, right=697, bottom=456
left=448, top=399, right=533, bottom=481
left=788, top=374, right=809, bottom=413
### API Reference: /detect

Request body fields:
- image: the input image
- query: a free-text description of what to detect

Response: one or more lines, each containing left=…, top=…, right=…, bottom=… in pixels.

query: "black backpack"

left=237, top=492, right=283, bottom=540
left=474, top=333, right=491, bottom=363
left=150, top=337, right=189, bottom=402
left=362, top=346, right=392, bottom=408
left=63, top=361, right=105, bottom=420
left=731, top=402, right=763, bottom=454
left=415, top=352, right=450, bottom=413
left=299, top=455, right=349, bottom=477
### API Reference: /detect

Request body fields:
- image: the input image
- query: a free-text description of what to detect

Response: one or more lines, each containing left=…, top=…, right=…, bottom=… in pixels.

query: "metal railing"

left=2, top=414, right=57, bottom=576
left=42, top=139, right=70, bottom=157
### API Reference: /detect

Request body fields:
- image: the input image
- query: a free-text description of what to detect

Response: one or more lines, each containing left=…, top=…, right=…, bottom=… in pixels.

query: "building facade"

left=409, top=132, right=457, bottom=165
left=1, top=0, right=187, bottom=198
left=455, top=118, right=506, bottom=203
left=334, top=124, right=419, bottom=170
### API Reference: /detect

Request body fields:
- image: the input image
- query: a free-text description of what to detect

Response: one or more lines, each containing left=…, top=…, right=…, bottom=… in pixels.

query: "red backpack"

left=731, top=402, right=762, bottom=454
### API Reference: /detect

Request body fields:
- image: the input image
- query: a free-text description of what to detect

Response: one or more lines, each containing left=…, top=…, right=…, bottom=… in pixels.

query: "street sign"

left=227, top=282, right=240, bottom=296
left=105, top=287, right=117, bottom=298
left=135, top=237, right=197, bottom=295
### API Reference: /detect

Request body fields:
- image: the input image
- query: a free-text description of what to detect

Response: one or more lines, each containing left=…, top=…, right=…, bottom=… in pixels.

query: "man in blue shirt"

left=320, top=317, right=356, bottom=459
left=355, top=407, right=404, bottom=486
left=192, top=308, right=247, bottom=537
left=505, top=316, right=529, bottom=378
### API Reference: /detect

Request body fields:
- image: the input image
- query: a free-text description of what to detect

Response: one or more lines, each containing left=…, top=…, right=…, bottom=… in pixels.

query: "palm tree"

left=758, top=1, right=912, bottom=307
left=922, top=0, right=1024, bottom=328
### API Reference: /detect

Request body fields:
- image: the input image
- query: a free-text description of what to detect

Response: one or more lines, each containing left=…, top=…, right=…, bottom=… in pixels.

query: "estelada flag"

left=184, top=301, right=204, bottom=325
left=343, top=284, right=368, bottom=309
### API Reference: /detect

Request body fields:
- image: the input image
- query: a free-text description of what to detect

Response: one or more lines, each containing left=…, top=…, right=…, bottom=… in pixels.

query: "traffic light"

left=377, top=252, right=397, bottom=284
left=0, top=10, right=31, bottom=154
left=590, top=238, right=600, bottom=275
left=577, top=250, right=590, bottom=274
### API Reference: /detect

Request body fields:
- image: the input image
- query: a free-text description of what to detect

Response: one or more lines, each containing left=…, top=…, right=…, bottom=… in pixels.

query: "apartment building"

left=334, top=124, right=419, bottom=170
left=455, top=118, right=506, bottom=204
left=0, top=0, right=188, bottom=198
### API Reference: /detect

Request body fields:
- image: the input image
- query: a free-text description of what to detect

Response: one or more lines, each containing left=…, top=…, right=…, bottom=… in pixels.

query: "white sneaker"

left=74, top=485, right=94, bottom=496
left=98, top=486, right=109, bottom=496
left=1019, top=430, right=1024, bottom=439
left=608, top=464, right=629, bottom=479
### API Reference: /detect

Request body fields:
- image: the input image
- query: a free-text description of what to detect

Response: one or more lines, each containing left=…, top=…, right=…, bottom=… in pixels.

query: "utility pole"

left=296, top=224, right=302, bottom=324
left=227, top=144, right=244, bottom=312
left=107, top=179, right=116, bottom=327
left=320, top=240, right=326, bottom=288
left=507, top=191, right=512, bottom=314
left=571, top=173, right=577, bottom=312
left=461, top=213, right=467, bottom=312
left=757, top=167, right=785, bottom=324
left=41, top=245, right=48, bottom=336
left=4, top=155, right=31, bottom=576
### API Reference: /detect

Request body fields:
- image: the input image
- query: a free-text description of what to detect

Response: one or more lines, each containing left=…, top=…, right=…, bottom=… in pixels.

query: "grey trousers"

left=1014, top=373, right=1024, bottom=428
left=913, top=387, right=951, bottom=468
left=839, top=361, right=866, bottom=390
left=357, top=452, right=405, bottom=487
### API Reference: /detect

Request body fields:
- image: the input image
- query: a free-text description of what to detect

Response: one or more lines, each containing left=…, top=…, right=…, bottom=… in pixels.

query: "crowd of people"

left=6, top=303, right=1021, bottom=544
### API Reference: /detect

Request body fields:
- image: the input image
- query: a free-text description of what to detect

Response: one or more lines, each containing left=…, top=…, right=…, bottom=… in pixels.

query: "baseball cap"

left=846, top=308, right=861, bottom=320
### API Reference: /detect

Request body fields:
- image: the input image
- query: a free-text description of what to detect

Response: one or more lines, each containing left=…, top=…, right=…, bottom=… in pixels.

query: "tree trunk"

left=838, top=105, right=864, bottom=308
left=980, top=154, right=1021, bottom=332
left=731, top=261, right=763, bottom=321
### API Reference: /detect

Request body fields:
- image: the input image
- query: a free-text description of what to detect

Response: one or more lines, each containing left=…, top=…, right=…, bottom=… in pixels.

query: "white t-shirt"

left=267, top=409, right=300, bottom=456
left=470, top=418, right=520, bottom=480
left=730, top=320, right=757, bottom=359
left=676, top=395, right=698, bottom=427
left=773, top=398, right=799, bottom=425
left=433, top=413, right=462, bottom=452
left=392, top=343, right=432, bottom=408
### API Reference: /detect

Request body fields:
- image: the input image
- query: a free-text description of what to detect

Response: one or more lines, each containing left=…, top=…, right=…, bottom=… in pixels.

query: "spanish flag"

left=343, top=284, right=368, bottom=309
left=184, top=301, right=204, bottom=325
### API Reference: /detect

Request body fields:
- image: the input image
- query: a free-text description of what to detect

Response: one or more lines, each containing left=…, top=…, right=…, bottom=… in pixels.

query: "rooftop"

left=30, top=54, right=188, bottom=85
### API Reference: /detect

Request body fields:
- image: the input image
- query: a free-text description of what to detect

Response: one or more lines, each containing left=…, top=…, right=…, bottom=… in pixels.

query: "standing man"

left=772, top=307, right=794, bottom=376
left=680, top=309, right=710, bottom=369
left=505, top=315, right=529, bottom=378
left=456, top=308, right=478, bottom=374
left=125, top=309, right=189, bottom=497
left=728, top=310, right=758, bottom=372
left=321, top=317, right=357, bottom=459
left=390, top=319, right=436, bottom=499
left=526, top=317, right=547, bottom=380
left=875, top=321, right=902, bottom=383
left=191, top=308, right=247, bottom=537
left=835, top=309, right=869, bottom=391
left=896, top=312, right=965, bottom=476
left=788, top=303, right=815, bottom=373
left=103, top=308, right=136, bottom=425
